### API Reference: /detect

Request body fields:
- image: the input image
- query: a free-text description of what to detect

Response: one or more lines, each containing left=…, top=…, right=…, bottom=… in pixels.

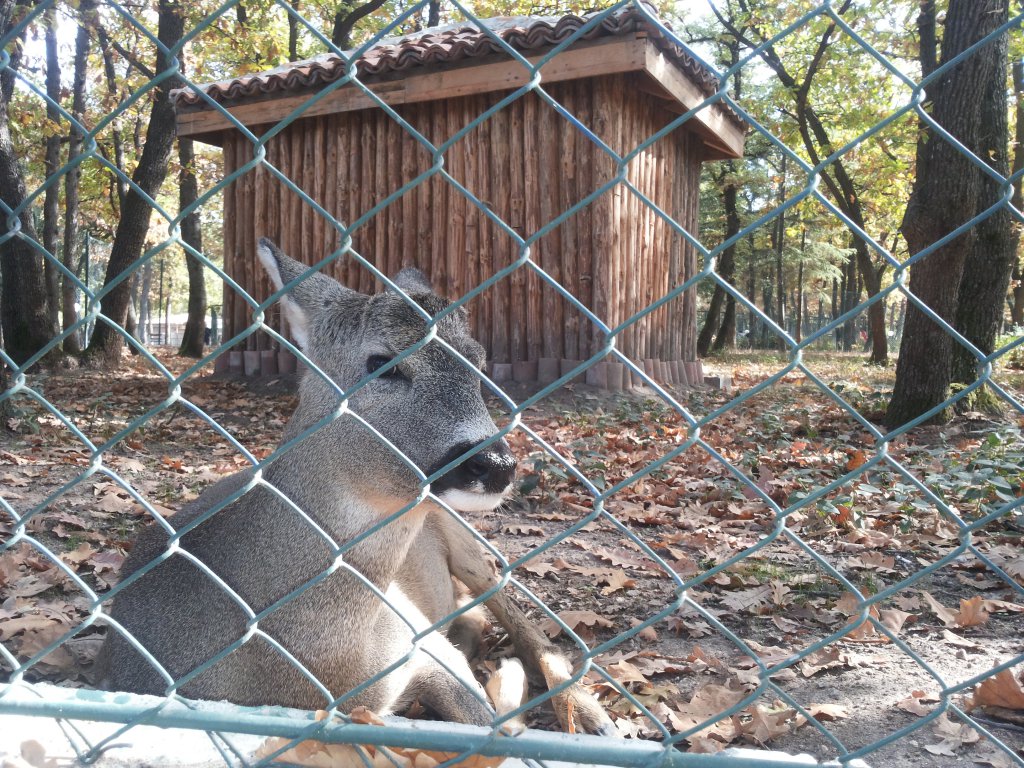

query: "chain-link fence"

left=2, top=1, right=1024, bottom=766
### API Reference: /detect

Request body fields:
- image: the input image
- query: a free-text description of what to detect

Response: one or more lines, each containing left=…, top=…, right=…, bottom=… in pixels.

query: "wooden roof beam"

left=176, top=36, right=647, bottom=144
left=640, top=43, right=745, bottom=160
left=176, top=34, right=745, bottom=162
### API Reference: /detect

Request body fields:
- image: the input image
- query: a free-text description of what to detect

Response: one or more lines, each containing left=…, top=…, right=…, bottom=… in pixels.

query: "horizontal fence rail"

left=1, top=1, right=1023, bottom=767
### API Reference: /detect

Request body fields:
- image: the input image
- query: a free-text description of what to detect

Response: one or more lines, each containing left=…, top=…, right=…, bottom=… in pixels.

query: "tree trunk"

left=863, top=257, right=887, bottom=363
left=288, top=0, right=300, bottom=60
left=126, top=273, right=141, bottom=353
left=840, top=254, right=856, bottom=351
left=0, top=351, right=10, bottom=425
left=138, top=260, right=152, bottom=344
left=86, top=0, right=184, bottom=365
left=887, top=0, right=1004, bottom=428
left=0, top=0, right=54, bottom=367
left=950, top=4, right=1016, bottom=389
left=697, top=179, right=739, bottom=357
left=760, top=280, right=774, bottom=348
left=178, top=137, right=207, bottom=358
left=773, top=157, right=786, bottom=349
left=697, top=282, right=726, bottom=357
left=42, top=7, right=62, bottom=338
left=795, top=230, right=805, bottom=345
left=332, top=0, right=390, bottom=49
left=97, top=25, right=127, bottom=213
left=712, top=184, right=740, bottom=353
left=61, top=0, right=93, bottom=354
left=1010, top=59, right=1024, bottom=327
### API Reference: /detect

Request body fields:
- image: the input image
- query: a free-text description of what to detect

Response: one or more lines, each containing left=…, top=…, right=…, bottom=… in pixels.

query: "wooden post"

left=558, top=82, right=579, bottom=362
left=591, top=79, right=615, bottom=364
left=222, top=136, right=237, bottom=347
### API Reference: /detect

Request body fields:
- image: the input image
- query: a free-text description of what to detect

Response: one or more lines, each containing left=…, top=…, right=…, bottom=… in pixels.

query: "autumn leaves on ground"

left=1, top=351, right=1022, bottom=767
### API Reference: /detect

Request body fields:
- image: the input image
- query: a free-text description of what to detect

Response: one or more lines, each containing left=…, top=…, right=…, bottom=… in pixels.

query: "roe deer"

left=99, top=239, right=615, bottom=735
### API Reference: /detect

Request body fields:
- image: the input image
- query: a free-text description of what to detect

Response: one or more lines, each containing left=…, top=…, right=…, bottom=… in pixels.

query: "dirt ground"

left=1, top=349, right=1022, bottom=767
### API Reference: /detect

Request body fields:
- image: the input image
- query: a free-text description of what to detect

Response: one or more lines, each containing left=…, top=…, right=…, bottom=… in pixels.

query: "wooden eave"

left=176, top=34, right=745, bottom=161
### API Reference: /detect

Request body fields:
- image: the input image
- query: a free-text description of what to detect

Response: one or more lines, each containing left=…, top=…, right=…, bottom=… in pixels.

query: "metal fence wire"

left=2, top=1, right=1024, bottom=767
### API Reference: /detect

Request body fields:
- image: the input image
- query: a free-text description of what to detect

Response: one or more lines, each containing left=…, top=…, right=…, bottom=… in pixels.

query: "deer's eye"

left=366, top=355, right=401, bottom=379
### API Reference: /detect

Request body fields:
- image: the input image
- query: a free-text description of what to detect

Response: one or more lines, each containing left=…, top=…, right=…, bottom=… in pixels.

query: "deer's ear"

left=392, top=267, right=434, bottom=296
left=257, top=238, right=358, bottom=349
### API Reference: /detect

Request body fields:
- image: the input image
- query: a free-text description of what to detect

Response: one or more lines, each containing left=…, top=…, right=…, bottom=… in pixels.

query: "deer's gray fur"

left=99, top=239, right=615, bottom=735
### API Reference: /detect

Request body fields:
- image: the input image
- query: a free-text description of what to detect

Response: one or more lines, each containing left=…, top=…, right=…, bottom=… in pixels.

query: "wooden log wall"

left=219, top=73, right=702, bottom=382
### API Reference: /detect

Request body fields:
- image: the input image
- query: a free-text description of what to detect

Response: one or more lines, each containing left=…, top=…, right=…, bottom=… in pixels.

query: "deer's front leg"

left=434, top=513, right=618, bottom=737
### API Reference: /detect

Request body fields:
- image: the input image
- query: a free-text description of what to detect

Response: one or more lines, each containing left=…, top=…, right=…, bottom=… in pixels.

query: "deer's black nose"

left=430, top=439, right=516, bottom=495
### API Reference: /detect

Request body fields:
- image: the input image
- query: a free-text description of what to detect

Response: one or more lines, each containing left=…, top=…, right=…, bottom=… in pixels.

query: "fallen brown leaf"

left=797, top=647, right=861, bottom=678
left=921, top=591, right=959, bottom=627
left=896, top=690, right=939, bottom=717
left=925, top=712, right=980, bottom=756
left=540, top=609, right=613, bottom=639
left=743, top=704, right=792, bottom=743
left=256, top=709, right=507, bottom=768
left=968, top=668, right=1024, bottom=712
left=953, top=596, right=990, bottom=628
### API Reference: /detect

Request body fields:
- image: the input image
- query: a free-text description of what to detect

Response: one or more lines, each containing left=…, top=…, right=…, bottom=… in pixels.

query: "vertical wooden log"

left=575, top=80, right=594, bottom=360
left=667, top=130, right=684, bottom=363
left=430, top=103, right=446, bottom=291
left=619, top=93, right=634, bottom=361
left=462, top=97, right=481, bottom=341
left=300, top=121, right=316, bottom=274
left=523, top=93, right=542, bottom=365
left=289, top=123, right=303, bottom=263
left=557, top=82, right=578, bottom=362
left=651, top=123, right=667, bottom=360
left=222, top=135, right=237, bottom=347
left=310, top=118, right=326, bottom=275
left=360, top=110, right=376, bottom=294
left=340, top=113, right=356, bottom=286
left=618, top=85, right=634, bottom=362
left=608, top=77, right=624, bottom=360
left=644, top=103, right=660, bottom=364
left=664, top=136, right=676, bottom=361
left=640, top=131, right=656, bottom=365
left=237, top=139, right=254, bottom=350
left=684, top=138, right=702, bottom=362
left=267, top=133, right=285, bottom=342
left=491, top=101, right=511, bottom=364
left=373, top=111, right=388, bottom=283
left=647, top=135, right=663, bottom=364
left=591, top=79, right=615, bottom=363
left=400, top=106, right=419, bottom=275
left=245, top=139, right=259, bottom=351
left=476, top=96, right=496, bottom=355
left=447, top=101, right=465, bottom=302
left=416, top=104, right=433, bottom=291
left=646, top=121, right=661, bottom=364
left=383, top=115, right=399, bottom=279
left=673, top=132, right=687, bottom=363
left=539, top=94, right=562, bottom=361
left=634, top=106, right=652, bottom=363
left=253, top=141, right=268, bottom=351
left=324, top=115, right=339, bottom=273
left=508, top=96, right=525, bottom=364
left=273, top=130, right=290, bottom=343
left=671, top=131, right=685, bottom=364
left=348, top=114, right=361, bottom=287
left=330, top=114, right=344, bottom=283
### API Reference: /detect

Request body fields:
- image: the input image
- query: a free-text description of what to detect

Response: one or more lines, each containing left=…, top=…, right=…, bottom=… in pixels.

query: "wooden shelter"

left=174, top=8, right=744, bottom=387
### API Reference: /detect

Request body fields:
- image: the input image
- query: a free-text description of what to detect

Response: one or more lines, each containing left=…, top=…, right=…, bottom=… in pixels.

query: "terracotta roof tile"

left=172, top=7, right=724, bottom=111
